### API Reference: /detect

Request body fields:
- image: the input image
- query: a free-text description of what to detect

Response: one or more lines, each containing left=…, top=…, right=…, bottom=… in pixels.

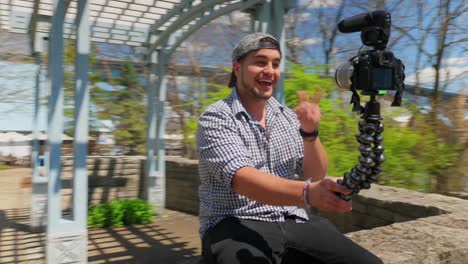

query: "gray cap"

left=229, top=32, right=281, bottom=87
left=231, top=32, right=282, bottom=62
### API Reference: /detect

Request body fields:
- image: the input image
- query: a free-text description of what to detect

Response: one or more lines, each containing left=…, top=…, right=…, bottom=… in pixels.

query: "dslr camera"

left=335, top=10, right=405, bottom=103
left=334, top=11, right=406, bottom=201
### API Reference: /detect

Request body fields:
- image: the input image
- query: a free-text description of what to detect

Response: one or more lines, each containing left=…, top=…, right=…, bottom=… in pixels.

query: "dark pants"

left=202, top=215, right=383, bottom=264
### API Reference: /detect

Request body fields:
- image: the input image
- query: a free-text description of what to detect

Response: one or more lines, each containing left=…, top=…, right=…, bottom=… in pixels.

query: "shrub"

left=88, top=203, right=110, bottom=228
left=88, top=199, right=155, bottom=228
left=123, top=199, right=154, bottom=225
left=183, top=62, right=461, bottom=192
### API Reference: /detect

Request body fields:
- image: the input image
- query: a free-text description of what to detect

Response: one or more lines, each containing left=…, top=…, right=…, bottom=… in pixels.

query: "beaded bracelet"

left=302, top=178, right=313, bottom=207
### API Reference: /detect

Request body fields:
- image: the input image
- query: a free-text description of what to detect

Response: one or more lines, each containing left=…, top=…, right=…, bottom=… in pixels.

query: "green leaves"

left=183, top=84, right=231, bottom=155
left=184, top=62, right=460, bottom=192
left=282, top=63, right=461, bottom=192
left=91, top=61, right=147, bottom=155
left=379, top=120, right=461, bottom=191
left=283, top=63, right=461, bottom=192
left=88, top=199, right=156, bottom=228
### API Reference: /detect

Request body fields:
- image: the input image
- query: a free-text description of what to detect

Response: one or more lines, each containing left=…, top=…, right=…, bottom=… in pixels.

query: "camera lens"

left=335, top=62, right=353, bottom=89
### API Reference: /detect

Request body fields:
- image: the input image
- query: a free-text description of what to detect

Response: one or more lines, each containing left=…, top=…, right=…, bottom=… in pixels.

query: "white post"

left=46, top=0, right=89, bottom=263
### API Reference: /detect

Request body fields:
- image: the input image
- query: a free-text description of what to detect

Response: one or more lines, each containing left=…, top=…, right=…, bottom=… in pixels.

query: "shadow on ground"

left=0, top=208, right=202, bottom=264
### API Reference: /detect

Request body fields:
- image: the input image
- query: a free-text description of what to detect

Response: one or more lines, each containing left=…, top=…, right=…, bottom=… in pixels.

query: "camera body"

left=335, top=10, right=405, bottom=100
left=350, top=49, right=398, bottom=95
left=334, top=11, right=406, bottom=201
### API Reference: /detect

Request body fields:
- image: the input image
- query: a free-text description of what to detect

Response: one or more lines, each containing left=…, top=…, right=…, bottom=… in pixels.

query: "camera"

left=334, top=11, right=406, bottom=201
left=335, top=10, right=405, bottom=100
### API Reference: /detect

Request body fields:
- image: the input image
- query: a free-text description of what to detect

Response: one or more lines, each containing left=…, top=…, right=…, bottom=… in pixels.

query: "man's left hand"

left=294, top=91, right=321, bottom=133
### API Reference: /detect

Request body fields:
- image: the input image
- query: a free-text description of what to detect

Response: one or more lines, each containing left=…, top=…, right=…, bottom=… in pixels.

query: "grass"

left=0, top=164, right=13, bottom=170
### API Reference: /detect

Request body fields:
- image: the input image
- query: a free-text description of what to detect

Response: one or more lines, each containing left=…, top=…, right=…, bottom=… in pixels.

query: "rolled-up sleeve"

left=197, top=110, right=254, bottom=188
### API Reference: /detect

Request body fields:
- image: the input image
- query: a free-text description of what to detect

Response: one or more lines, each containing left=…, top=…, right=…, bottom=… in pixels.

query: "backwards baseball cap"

left=228, top=32, right=282, bottom=87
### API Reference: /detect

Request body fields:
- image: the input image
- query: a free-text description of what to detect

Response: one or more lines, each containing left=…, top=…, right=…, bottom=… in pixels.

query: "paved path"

left=0, top=168, right=202, bottom=264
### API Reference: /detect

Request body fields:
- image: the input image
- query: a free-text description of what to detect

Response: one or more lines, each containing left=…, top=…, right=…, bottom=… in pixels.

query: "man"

left=197, top=32, right=382, bottom=264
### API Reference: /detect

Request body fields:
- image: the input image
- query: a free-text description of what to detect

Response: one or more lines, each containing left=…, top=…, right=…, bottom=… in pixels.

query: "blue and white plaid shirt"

left=197, top=88, right=309, bottom=237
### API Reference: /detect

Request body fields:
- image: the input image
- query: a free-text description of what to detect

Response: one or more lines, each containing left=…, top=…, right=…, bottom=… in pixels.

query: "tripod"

left=338, top=96, right=385, bottom=201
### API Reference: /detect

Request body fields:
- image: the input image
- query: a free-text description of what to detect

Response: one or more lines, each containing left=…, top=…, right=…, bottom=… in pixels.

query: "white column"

left=46, top=0, right=89, bottom=263
left=31, top=32, right=48, bottom=230
left=145, top=49, right=167, bottom=215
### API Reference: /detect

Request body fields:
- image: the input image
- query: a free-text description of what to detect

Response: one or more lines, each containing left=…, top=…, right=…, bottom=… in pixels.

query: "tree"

left=63, top=40, right=102, bottom=137
left=92, top=61, right=147, bottom=155
left=185, top=62, right=460, bottom=191
left=167, top=13, right=249, bottom=158
left=317, top=0, right=346, bottom=75
left=392, top=0, right=466, bottom=95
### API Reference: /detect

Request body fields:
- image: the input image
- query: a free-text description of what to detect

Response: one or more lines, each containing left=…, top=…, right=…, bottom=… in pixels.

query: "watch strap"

left=299, top=128, right=319, bottom=140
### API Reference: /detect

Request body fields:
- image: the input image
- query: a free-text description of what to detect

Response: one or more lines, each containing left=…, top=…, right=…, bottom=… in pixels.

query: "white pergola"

left=1, top=0, right=297, bottom=263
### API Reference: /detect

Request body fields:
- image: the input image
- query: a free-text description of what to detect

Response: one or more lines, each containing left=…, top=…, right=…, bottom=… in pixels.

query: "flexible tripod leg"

left=338, top=96, right=384, bottom=201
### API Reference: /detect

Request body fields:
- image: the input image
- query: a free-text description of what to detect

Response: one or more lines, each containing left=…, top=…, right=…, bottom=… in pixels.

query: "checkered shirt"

left=197, top=88, right=309, bottom=237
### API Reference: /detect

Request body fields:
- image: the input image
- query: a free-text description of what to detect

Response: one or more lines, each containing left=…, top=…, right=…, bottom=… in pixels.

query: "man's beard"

left=240, top=76, right=273, bottom=101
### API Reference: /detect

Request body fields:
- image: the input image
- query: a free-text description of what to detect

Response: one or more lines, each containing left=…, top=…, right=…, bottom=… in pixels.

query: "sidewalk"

left=0, top=168, right=202, bottom=264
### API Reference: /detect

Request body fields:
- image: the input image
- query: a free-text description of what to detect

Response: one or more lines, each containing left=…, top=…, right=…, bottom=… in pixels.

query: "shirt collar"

left=229, top=86, right=284, bottom=121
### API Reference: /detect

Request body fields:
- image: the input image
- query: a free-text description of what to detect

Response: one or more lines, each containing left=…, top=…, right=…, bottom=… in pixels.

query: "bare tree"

left=391, top=0, right=466, bottom=95
left=431, top=0, right=466, bottom=94
left=317, top=0, right=346, bottom=75
left=285, top=1, right=311, bottom=64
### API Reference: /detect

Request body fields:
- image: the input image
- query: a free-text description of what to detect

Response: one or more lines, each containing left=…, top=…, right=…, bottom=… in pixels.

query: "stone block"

left=426, top=206, right=447, bottom=216
left=121, top=162, right=142, bottom=170
left=355, top=195, right=389, bottom=208
left=351, top=211, right=368, bottom=229
left=393, top=213, right=414, bottom=223
left=367, top=205, right=394, bottom=222
left=389, top=202, right=429, bottom=218
left=120, top=168, right=141, bottom=176
left=318, top=211, right=354, bottom=233
left=352, top=200, right=367, bottom=213
left=352, top=211, right=392, bottom=230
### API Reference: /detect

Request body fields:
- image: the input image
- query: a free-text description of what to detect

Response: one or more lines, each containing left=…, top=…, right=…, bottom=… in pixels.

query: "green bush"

left=123, top=199, right=155, bottom=225
left=183, top=62, right=461, bottom=192
left=88, top=203, right=109, bottom=228
left=88, top=199, right=155, bottom=228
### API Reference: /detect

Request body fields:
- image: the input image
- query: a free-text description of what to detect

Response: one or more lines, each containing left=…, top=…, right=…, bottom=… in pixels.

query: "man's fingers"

left=325, top=179, right=350, bottom=195
left=310, top=94, right=321, bottom=104
left=311, top=86, right=325, bottom=104
left=296, top=91, right=308, bottom=103
left=320, top=192, right=352, bottom=212
left=296, top=89, right=323, bottom=104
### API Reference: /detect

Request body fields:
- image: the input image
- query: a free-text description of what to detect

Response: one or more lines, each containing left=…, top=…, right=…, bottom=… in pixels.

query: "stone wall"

left=165, top=157, right=200, bottom=214
left=345, top=185, right=468, bottom=264
left=61, top=156, right=468, bottom=264
left=62, top=156, right=145, bottom=205
left=61, top=156, right=200, bottom=211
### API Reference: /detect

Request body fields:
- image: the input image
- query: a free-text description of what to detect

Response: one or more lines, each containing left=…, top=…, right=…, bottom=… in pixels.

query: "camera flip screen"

left=372, top=67, right=393, bottom=90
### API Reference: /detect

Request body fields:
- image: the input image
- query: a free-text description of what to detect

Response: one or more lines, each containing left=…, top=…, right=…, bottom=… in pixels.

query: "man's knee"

left=203, top=239, right=278, bottom=264
left=202, top=218, right=282, bottom=264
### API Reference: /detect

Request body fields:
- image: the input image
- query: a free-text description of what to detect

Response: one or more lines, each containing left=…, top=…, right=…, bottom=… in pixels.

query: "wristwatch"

left=299, top=128, right=319, bottom=141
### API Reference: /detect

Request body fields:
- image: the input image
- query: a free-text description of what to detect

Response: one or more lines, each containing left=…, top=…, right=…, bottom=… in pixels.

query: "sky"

left=292, top=0, right=467, bottom=94
left=0, top=61, right=48, bottom=132
left=0, top=0, right=466, bottom=132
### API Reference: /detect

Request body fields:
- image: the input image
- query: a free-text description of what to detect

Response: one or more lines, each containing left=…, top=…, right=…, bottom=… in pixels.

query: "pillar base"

left=147, top=175, right=165, bottom=215
left=30, top=180, right=48, bottom=231
left=47, top=231, right=87, bottom=264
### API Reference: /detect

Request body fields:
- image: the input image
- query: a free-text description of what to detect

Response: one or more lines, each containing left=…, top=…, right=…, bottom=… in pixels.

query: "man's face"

left=234, top=49, right=281, bottom=101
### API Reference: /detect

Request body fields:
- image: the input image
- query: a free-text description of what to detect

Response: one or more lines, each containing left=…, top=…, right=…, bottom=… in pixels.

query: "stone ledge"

left=346, top=185, right=468, bottom=264
left=57, top=156, right=468, bottom=263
